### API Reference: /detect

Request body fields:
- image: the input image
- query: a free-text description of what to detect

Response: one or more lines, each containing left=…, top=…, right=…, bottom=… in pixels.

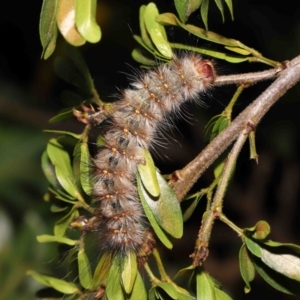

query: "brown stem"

left=170, top=55, right=300, bottom=201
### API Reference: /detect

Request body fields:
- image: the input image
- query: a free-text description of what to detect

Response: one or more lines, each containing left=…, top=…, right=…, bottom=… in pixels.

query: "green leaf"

left=239, top=244, right=255, bottom=293
left=27, top=270, right=80, bottom=294
left=48, top=187, right=76, bottom=203
left=174, top=265, right=195, bottom=280
left=75, top=0, right=101, bottom=43
left=245, top=237, right=262, bottom=257
left=183, top=193, right=204, bottom=222
left=156, top=13, right=239, bottom=47
left=131, top=49, right=157, bottom=66
left=244, top=220, right=271, bottom=240
left=39, top=0, right=58, bottom=59
left=261, top=247, right=300, bottom=281
left=196, top=269, right=216, bottom=299
left=139, top=170, right=183, bottom=238
left=41, top=150, right=60, bottom=189
left=174, top=0, right=201, bottom=23
left=137, top=148, right=160, bottom=197
left=214, top=288, right=233, bottom=300
left=43, top=130, right=81, bottom=139
left=56, top=0, right=86, bottom=46
left=225, top=46, right=251, bottom=55
left=106, top=256, right=125, bottom=300
left=78, top=249, right=93, bottom=289
left=36, top=234, right=77, bottom=245
left=264, top=240, right=300, bottom=253
left=50, top=204, right=69, bottom=213
left=157, top=282, right=178, bottom=299
left=65, top=43, right=95, bottom=94
left=223, top=0, right=234, bottom=20
left=121, top=251, right=137, bottom=294
left=93, top=253, right=112, bottom=288
left=144, top=3, right=172, bottom=59
left=80, top=142, right=93, bottom=195
left=251, top=254, right=300, bottom=295
left=214, top=0, right=225, bottom=22
left=200, top=0, right=209, bottom=30
left=49, top=108, right=75, bottom=123
left=54, top=208, right=79, bottom=237
left=139, top=5, right=156, bottom=52
left=137, top=173, right=173, bottom=249
left=129, top=271, right=147, bottom=300
left=47, top=138, right=78, bottom=198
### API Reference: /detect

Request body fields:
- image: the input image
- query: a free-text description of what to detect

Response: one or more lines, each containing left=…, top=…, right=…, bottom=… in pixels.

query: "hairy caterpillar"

left=73, top=53, right=216, bottom=258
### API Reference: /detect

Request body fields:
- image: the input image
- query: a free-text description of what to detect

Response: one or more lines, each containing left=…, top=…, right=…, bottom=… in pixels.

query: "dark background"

left=1, top=0, right=300, bottom=299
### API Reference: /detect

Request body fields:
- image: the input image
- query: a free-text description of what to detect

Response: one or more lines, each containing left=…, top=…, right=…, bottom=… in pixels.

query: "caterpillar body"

left=74, top=53, right=215, bottom=259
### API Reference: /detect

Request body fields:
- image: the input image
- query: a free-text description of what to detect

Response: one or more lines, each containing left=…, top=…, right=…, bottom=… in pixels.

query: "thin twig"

left=191, top=130, right=249, bottom=266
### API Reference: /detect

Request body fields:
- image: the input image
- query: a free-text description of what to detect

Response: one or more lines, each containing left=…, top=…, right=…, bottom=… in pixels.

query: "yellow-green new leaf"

left=75, top=0, right=101, bottom=43
left=129, top=272, right=147, bottom=300
left=78, top=249, right=93, bottom=289
left=37, top=234, right=77, bottom=245
left=137, top=148, right=160, bottom=197
left=39, top=0, right=58, bottom=59
left=56, top=0, right=86, bottom=46
left=196, top=270, right=216, bottom=299
left=156, top=13, right=238, bottom=47
left=157, top=282, right=178, bottom=299
left=144, top=3, right=172, bottom=59
left=215, top=288, right=233, bottom=300
left=106, top=257, right=125, bottom=300
left=139, top=170, right=183, bottom=238
left=122, top=251, right=137, bottom=294
left=27, top=271, right=80, bottom=294
left=137, top=173, right=173, bottom=249
left=139, top=5, right=156, bottom=52
left=93, top=253, right=112, bottom=288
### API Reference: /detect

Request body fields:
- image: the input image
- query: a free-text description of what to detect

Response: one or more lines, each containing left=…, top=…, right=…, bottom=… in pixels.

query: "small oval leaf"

left=239, top=244, right=255, bottom=293
left=129, top=271, right=147, bottom=300
left=78, top=249, right=93, bottom=289
left=157, top=282, right=178, bottom=299
left=196, top=269, right=216, bottom=300
left=106, top=256, right=125, bottom=300
left=47, top=138, right=78, bottom=198
left=75, top=0, right=101, bottom=43
left=93, top=253, right=112, bottom=288
left=39, top=0, right=58, bottom=59
left=122, top=251, right=137, bottom=294
left=144, top=3, right=172, bottom=59
left=137, top=148, right=160, bottom=197
left=27, top=270, right=80, bottom=294
left=137, top=174, right=173, bottom=249
left=56, top=0, right=86, bottom=46
left=245, top=237, right=262, bottom=258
